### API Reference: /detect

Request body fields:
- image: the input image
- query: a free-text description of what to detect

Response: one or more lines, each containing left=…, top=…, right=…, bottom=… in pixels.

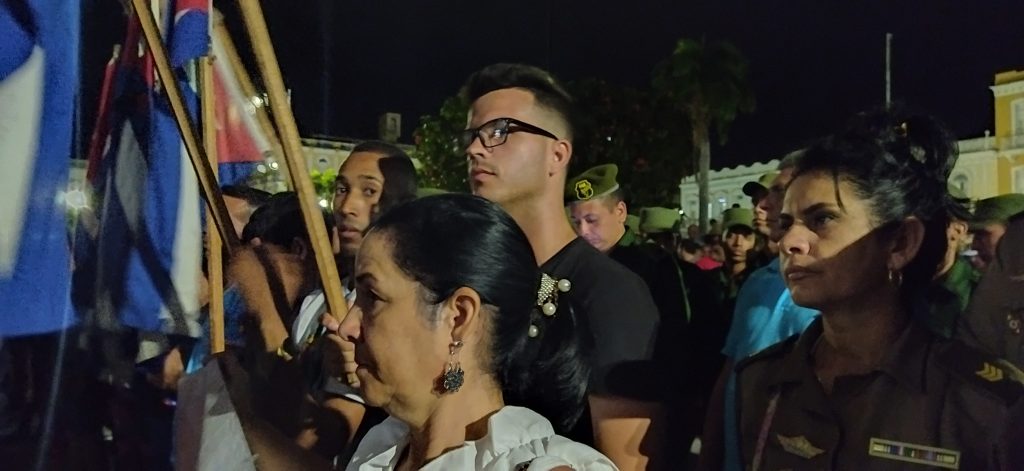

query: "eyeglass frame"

left=460, top=117, right=560, bottom=150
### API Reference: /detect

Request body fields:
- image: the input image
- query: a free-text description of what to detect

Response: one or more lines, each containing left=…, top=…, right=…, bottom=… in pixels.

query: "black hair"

left=725, top=225, right=755, bottom=237
left=241, top=192, right=332, bottom=247
left=221, top=184, right=272, bottom=208
left=793, top=106, right=958, bottom=305
left=368, top=194, right=589, bottom=432
left=461, top=63, right=576, bottom=140
left=348, top=141, right=419, bottom=220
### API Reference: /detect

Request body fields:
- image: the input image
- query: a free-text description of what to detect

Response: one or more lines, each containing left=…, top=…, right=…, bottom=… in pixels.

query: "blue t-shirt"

left=720, top=258, right=818, bottom=471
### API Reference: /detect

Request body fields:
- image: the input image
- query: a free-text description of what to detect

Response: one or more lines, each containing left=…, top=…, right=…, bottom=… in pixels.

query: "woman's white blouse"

left=345, top=406, right=618, bottom=470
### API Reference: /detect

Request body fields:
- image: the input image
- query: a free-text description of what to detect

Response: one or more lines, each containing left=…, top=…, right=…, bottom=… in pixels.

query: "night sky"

left=83, top=0, right=1024, bottom=169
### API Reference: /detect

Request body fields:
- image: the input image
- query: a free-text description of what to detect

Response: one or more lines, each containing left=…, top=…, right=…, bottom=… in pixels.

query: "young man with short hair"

left=462, top=63, right=664, bottom=469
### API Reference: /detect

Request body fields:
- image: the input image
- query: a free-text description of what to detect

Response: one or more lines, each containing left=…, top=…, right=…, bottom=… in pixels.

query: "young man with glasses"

left=461, top=63, right=665, bottom=470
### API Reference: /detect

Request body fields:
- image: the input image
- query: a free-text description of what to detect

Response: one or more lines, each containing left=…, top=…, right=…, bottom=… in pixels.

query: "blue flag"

left=0, top=0, right=80, bottom=336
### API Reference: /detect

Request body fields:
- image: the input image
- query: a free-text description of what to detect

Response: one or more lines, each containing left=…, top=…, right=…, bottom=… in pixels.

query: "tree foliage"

left=569, top=78, right=691, bottom=209
left=412, top=94, right=469, bottom=191
left=652, top=38, right=755, bottom=231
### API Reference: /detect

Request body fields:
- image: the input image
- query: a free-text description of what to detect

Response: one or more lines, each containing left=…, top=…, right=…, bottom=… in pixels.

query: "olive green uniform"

left=959, top=212, right=1024, bottom=369
left=923, top=258, right=981, bottom=339
left=736, top=317, right=1024, bottom=470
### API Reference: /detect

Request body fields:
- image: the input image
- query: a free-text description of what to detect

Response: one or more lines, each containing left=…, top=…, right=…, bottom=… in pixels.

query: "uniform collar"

left=616, top=226, right=638, bottom=247
left=771, top=316, right=931, bottom=394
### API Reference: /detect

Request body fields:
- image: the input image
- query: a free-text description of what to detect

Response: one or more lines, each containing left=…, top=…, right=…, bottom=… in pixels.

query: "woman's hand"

left=321, top=312, right=360, bottom=388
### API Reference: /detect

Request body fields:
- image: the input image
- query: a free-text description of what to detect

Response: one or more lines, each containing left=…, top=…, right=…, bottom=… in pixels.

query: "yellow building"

left=954, top=70, right=1024, bottom=199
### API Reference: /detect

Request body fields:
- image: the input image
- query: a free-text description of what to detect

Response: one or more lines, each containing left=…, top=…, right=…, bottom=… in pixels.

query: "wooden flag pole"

left=200, top=55, right=226, bottom=354
left=235, top=0, right=348, bottom=328
left=130, top=0, right=241, bottom=253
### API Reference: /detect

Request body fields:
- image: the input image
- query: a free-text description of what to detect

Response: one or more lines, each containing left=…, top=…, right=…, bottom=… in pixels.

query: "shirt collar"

left=770, top=316, right=931, bottom=394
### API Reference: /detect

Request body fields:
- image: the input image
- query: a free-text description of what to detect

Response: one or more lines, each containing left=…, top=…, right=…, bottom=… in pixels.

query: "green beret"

left=972, top=194, right=1024, bottom=228
left=566, top=164, right=620, bottom=202
left=416, top=188, right=448, bottom=199
left=741, top=172, right=779, bottom=198
left=625, top=214, right=640, bottom=234
left=640, top=207, right=680, bottom=234
left=722, top=207, right=754, bottom=232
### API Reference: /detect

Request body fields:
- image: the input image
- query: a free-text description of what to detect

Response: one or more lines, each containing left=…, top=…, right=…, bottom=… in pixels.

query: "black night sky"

left=83, top=0, right=1024, bottom=169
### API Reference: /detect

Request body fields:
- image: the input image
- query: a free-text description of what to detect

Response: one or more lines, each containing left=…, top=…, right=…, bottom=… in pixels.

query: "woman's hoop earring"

left=888, top=269, right=904, bottom=287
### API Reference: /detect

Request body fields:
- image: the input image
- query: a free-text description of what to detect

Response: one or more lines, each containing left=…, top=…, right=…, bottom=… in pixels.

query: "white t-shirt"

left=345, top=406, right=618, bottom=470
left=296, top=287, right=366, bottom=404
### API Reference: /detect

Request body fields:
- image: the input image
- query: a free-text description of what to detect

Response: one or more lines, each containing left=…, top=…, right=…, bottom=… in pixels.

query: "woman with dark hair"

left=333, top=194, right=614, bottom=470
left=735, top=108, right=1024, bottom=470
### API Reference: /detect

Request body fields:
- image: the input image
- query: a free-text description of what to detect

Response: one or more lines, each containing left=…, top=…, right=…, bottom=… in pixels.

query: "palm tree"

left=653, top=38, right=755, bottom=232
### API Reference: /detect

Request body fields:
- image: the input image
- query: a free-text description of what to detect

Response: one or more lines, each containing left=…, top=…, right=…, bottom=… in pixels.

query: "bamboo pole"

left=234, top=0, right=348, bottom=332
left=211, top=14, right=291, bottom=188
left=200, top=55, right=226, bottom=354
left=130, top=0, right=240, bottom=253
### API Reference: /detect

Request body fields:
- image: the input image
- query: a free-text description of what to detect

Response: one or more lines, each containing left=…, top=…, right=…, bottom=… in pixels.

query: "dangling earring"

left=888, top=269, right=903, bottom=287
left=441, top=340, right=465, bottom=393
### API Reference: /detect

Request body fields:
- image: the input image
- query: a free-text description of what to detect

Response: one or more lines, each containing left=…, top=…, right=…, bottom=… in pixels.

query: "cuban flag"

left=210, top=25, right=272, bottom=185
left=0, top=0, right=80, bottom=336
left=91, top=0, right=210, bottom=336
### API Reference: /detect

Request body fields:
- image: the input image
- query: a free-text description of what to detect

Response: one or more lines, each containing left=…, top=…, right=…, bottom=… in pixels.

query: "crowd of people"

left=6, top=62, right=1024, bottom=471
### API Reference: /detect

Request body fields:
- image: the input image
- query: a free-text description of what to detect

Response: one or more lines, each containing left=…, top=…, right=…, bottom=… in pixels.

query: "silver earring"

left=888, top=269, right=903, bottom=287
left=441, top=340, right=464, bottom=393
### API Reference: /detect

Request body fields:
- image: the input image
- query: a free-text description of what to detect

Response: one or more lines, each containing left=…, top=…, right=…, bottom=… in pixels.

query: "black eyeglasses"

left=460, top=117, right=559, bottom=150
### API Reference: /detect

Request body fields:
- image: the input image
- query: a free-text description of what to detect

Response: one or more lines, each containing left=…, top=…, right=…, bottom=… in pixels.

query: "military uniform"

left=959, top=212, right=1024, bottom=369
left=736, top=317, right=1024, bottom=470
left=565, top=166, right=695, bottom=396
left=923, top=258, right=980, bottom=339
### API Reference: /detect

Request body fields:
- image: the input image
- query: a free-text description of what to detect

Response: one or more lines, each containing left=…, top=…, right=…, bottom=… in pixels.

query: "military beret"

left=722, top=207, right=754, bottom=232
left=640, top=207, right=680, bottom=234
left=742, top=172, right=779, bottom=198
left=971, top=194, right=1024, bottom=229
left=566, top=164, right=620, bottom=202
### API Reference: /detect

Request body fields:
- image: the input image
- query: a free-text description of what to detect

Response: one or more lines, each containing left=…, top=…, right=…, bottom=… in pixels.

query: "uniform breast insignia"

left=976, top=362, right=1005, bottom=382
left=776, top=434, right=824, bottom=459
left=574, top=179, right=594, bottom=200
left=868, top=438, right=960, bottom=469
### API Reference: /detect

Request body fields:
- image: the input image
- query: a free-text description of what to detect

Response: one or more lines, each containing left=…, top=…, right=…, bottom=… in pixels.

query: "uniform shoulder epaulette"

left=935, top=340, right=1024, bottom=406
left=734, top=333, right=800, bottom=373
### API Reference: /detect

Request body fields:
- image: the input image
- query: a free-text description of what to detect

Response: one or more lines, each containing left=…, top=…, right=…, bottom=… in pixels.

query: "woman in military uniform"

left=735, top=108, right=1024, bottom=470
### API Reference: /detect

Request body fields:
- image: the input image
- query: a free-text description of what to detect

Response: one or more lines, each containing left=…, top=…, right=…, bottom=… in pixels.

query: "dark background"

left=81, top=0, right=1024, bottom=169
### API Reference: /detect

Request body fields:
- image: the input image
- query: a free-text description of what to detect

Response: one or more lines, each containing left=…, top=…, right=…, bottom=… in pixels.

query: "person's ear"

left=887, top=217, right=925, bottom=272
left=291, top=237, right=310, bottom=259
left=549, top=139, right=573, bottom=176
left=440, top=286, right=483, bottom=345
left=614, top=201, right=628, bottom=224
